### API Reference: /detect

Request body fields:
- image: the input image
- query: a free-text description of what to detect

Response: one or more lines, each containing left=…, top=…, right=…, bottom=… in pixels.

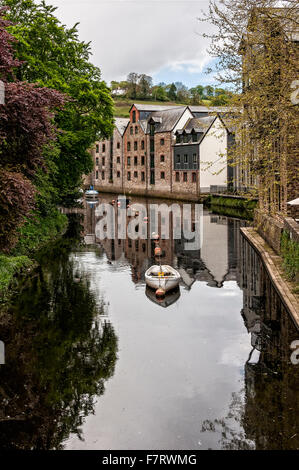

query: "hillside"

left=113, top=98, right=212, bottom=117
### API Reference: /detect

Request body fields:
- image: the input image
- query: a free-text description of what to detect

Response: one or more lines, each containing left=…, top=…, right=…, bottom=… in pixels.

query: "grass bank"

left=281, top=230, right=299, bottom=288
left=113, top=98, right=213, bottom=118
left=0, top=209, right=68, bottom=302
left=209, top=195, right=258, bottom=211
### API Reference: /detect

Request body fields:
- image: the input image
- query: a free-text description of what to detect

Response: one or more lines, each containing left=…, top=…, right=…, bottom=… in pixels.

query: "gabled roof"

left=184, top=116, right=216, bottom=132
left=189, top=105, right=229, bottom=114
left=146, top=106, right=187, bottom=133
left=114, top=117, right=130, bottom=136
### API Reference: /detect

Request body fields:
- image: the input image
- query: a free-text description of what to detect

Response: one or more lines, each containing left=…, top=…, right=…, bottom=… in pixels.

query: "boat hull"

left=145, top=265, right=180, bottom=293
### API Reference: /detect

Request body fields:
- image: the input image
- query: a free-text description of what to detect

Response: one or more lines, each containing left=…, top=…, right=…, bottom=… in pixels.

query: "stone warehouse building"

left=86, top=104, right=234, bottom=200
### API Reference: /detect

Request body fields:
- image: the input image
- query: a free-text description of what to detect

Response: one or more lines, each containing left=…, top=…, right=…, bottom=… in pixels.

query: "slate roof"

left=114, top=117, right=130, bottom=136
left=184, top=116, right=216, bottom=133
left=133, top=103, right=181, bottom=112
left=146, top=106, right=187, bottom=133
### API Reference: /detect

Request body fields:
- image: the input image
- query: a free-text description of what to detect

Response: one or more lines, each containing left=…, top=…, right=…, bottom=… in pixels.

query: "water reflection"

left=84, top=194, right=244, bottom=293
left=0, top=195, right=298, bottom=450
left=0, top=236, right=117, bottom=449
left=201, top=234, right=299, bottom=450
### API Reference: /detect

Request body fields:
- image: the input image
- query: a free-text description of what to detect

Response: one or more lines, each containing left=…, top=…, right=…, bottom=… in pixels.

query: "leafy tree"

left=167, top=83, right=177, bottom=101
left=0, top=6, right=65, bottom=251
left=152, top=85, right=168, bottom=102
left=127, top=72, right=139, bottom=99
left=5, top=0, right=114, bottom=205
left=201, top=0, right=299, bottom=214
left=138, top=74, right=153, bottom=99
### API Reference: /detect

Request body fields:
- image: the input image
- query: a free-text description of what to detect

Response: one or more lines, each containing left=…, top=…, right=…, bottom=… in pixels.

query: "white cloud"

left=49, top=0, right=214, bottom=84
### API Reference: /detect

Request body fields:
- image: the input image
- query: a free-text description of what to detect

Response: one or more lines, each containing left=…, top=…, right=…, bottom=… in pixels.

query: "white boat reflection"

left=145, top=286, right=180, bottom=308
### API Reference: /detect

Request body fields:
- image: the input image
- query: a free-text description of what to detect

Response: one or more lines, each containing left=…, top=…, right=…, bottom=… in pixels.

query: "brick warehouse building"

left=86, top=104, right=233, bottom=200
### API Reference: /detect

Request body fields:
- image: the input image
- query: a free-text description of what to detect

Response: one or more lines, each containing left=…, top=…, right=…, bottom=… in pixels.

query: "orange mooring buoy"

left=154, top=247, right=162, bottom=256
left=156, top=287, right=166, bottom=298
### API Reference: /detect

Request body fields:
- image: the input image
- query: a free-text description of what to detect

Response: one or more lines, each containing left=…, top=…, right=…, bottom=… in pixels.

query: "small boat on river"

left=145, top=265, right=181, bottom=293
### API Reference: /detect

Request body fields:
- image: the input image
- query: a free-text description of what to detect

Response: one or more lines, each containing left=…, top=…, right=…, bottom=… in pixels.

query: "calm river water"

left=0, top=195, right=298, bottom=450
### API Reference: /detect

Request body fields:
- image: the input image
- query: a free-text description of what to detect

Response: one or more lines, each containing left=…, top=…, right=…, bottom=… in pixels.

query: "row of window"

left=95, top=170, right=197, bottom=183
left=127, top=140, right=145, bottom=151
left=95, top=154, right=167, bottom=167
left=175, top=172, right=197, bottom=183
left=96, top=142, right=121, bottom=154
left=176, top=154, right=197, bottom=164
left=176, top=133, right=198, bottom=144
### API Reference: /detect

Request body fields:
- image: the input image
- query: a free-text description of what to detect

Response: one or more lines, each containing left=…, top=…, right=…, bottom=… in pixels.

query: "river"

left=0, top=195, right=298, bottom=450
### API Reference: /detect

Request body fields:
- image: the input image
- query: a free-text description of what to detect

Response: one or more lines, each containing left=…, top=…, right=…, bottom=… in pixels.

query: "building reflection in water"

left=84, top=194, right=299, bottom=449
left=84, top=194, right=244, bottom=293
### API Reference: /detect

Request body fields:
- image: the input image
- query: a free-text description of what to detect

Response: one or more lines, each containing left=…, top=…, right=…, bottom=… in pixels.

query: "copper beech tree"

left=201, top=0, right=299, bottom=216
left=0, top=7, right=65, bottom=251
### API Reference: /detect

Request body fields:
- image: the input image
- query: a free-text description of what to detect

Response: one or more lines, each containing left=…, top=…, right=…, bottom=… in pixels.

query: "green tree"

left=5, top=0, right=114, bottom=206
left=167, top=83, right=177, bottom=101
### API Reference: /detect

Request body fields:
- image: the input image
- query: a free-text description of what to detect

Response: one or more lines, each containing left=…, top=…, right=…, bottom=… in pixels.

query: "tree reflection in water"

left=0, top=225, right=118, bottom=449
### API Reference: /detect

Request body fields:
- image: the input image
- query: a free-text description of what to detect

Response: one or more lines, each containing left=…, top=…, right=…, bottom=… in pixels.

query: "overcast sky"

left=49, top=0, right=216, bottom=88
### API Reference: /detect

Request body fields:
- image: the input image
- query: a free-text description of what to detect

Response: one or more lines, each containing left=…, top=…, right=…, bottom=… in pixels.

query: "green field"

left=113, top=98, right=212, bottom=118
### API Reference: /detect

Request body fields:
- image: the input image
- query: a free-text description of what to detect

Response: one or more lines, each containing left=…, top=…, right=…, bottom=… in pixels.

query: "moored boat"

left=145, top=265, right=181, bottom=292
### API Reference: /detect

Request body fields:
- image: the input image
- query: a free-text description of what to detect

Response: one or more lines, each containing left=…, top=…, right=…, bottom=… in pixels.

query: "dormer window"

left=132, top=110, right=136, bottom=123
left=183, top=134, right=188, bottom=143
left=192, top=131, right=197, bottom=142
left=176, top=134, right=181, bottom=143
left=150, top=124, right=155, bottom=136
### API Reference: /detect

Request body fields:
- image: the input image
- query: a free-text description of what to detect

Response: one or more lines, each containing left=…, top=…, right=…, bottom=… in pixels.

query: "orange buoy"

left=154, top=247, right=162, bottom=256
left=156, top=287, right=166, bottom=298
left=152, top=232, right=160, bottom=241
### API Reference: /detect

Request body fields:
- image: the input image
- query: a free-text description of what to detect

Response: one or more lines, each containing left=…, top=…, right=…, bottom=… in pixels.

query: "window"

left=150, top=170, right=155, bottom=185
left=117, top=171, right=120, bottom=178
left=175, top=172, right=180, bottom=182
left=102, top=157, right=105, bottom=166
left=96, top=170, right=99, bottom=179
left=134, top=156, right=138, bottom=166
left=141, top=171, right=145, bottom=181
left=127, top=157, right=131, bottom=166
left=192, top=172, right=197, bottom=183
left=160, top=155, right=165, bottom=163
left=150, top=124, right=155, bottom=136
left=160, top=138, right=165, bottom=146
left=134, top=141, right=137, bottom=151
left=132, top=110, right=136, bottom=123
left=193, top=154, right=197, bottom=163
left=135, top=126, right=138, bottom=134
left=130, top=127, right=133, bottom=135
left=102, top=171, right=105, bottom=180
left=184, top=154, right=188, bottom=164
left=96, top=157, right=99, bottom=166
left=102, top=144, right=106, bottom=152
left=177, top=155, right=181, bottom=163
left=150, top=155, right=155, bottom=168
left=183, top=172, right=187, bottom=182
left=141, top=140, right=145, bottom=150
left=183, top=134, right=188, bottom=143
left=134, top=171, right=138, bottom=178
left=150, top=139, right=155, bottom=152
left=192, top=132, right=197, bottom=142
left=117, top=142, right=120, bottom=149
left=117, top=156, right=120, bottom=164
left=141, top=156, right=145, bottom=165
left=96, top=144, right=99, bottom=153
left=127, top=171, right=131, bottom=181
left=127, top=142, right=131, bottom=151
left=161, top=171, right=165, bottom=179
left=176, top=135, right=180, bottom=143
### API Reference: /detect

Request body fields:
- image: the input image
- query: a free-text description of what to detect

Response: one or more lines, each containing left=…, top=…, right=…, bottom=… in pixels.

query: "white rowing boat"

left=145, top=265, right=181, bottom=292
